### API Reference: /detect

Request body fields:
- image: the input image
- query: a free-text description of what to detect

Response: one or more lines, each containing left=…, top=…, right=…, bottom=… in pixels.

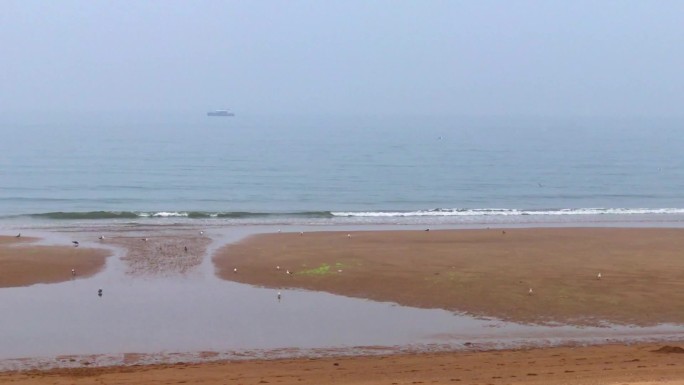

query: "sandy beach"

left=3, top=343, right=684, bottom=385
left=4, top=227, right=684, bottom=384
left=0, top=236, right=110, bottom=288
left=215, top=227, right=684, bottom=326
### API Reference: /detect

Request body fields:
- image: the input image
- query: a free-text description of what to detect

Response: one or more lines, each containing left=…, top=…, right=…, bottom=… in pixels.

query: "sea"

left=1, top=112, right=683, bottom=231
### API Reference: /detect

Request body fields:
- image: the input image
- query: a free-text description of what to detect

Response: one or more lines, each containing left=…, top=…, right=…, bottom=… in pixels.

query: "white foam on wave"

left=331, top=208, right=684, bottom=218
left=138, top=212, right=190, bottom=218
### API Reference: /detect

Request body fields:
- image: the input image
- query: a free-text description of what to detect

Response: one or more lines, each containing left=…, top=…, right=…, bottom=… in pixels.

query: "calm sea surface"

left=1, top=113, right=683, bottom=228
left=3, top=113, right=684, bottom=366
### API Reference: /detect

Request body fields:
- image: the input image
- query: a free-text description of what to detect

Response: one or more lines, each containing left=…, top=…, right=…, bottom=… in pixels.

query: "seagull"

left=277, top=229, right=281, bottom=233
left=347, top=233, right=351, bottom=238
left=276, top=266, right=280, bottom=270
left=528, top=288, right=534, bottom=296
left=98, top=235, right=105, bottom=240
left=72, top=241, right=79, bottom=247
left=277, top=292, right=281, bottom=301
left=15, top=233, right=21, bottom=238
left=98, top=288, right=103, bottom=297
left=233, top=268, right=238, bottom=273
left=299, top=231, right=304, bottom=236
left=199, top=231, right=204, bottom=235
left=184, top=246, right=188, bottom=252
left=286, top=270, right=292, bottom=275
left=425, top=228, right=430, bottom=232
left=71, top=268, right=75, bottom=276
left=142, top=238, right=148, bottom=242
left=597, top=272, right=602, bottom=280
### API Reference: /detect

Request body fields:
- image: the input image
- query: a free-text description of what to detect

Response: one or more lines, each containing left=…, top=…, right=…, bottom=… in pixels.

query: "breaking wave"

left=22, top=208, right=684, bottom=221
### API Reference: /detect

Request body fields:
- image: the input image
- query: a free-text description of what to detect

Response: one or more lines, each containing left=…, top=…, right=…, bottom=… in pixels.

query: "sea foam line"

left=20, top=208, right=684, bottom=221
left=330, top=208, right=684, bottom=217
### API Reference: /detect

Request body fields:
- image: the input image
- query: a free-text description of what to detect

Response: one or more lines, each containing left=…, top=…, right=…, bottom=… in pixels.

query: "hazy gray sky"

left=1, top=1, right=682, bottom=117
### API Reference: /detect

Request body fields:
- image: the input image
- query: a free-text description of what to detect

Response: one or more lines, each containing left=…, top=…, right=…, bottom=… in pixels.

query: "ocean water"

left=1, top=113, right=683, bottom=228
left=3, top=113, right=684, bottom=366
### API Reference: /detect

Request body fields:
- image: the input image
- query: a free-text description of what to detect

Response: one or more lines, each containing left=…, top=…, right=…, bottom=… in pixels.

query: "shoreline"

left=4, top=225, right=684, bottom=384
left=5, top=343, right=684, bottom=384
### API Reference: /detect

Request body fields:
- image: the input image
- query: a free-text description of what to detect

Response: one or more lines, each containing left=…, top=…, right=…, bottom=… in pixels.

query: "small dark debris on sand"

left=653, top=346, right=684, bottom=354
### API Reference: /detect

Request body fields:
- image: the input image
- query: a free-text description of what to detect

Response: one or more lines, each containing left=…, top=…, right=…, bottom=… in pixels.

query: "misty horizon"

left=2, top=1, right=683, bottom=119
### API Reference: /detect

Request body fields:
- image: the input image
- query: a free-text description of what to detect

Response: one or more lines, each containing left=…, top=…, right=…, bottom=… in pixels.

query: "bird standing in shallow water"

left=597, top=272, right=602, bottom=280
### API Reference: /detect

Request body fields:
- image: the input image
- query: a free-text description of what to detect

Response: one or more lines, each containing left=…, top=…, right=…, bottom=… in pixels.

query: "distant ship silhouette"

left=207, top=110, right=235, bottom=117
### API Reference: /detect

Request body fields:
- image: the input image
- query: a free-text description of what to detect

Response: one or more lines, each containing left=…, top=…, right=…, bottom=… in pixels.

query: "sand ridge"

left=0, top=235, right=109, bottom=288
left=215, top=227, right=684, bottom=326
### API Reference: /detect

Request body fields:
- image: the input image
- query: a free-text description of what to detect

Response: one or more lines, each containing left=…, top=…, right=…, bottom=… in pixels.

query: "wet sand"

left=215, top=227, right=684, bottom=325
left=0, top=236, right=109, bottom=288
left=104, top=234, right=211, bottom=276
left=4, top=343, right=684, bottom=385
left=5, top=227, right=684, bottom=384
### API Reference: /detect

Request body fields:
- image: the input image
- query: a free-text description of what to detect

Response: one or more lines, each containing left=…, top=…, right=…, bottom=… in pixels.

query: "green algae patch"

left=297, top=263, right=332, bottom=276
left=296, top=262, right=348, bottom=276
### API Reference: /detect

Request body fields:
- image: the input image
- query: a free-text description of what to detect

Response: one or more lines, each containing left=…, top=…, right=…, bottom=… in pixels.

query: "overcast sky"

left=1, top=1, right=683, bottom=117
